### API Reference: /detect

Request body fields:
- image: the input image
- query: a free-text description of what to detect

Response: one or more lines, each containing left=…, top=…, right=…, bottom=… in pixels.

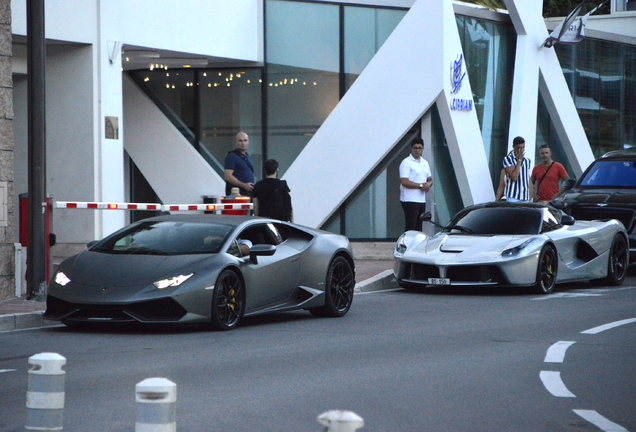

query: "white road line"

left=573, top=410, right=628, bottom=432
left=544, top=341, right=576, bottom=363
left=355, top=288, right=402, bottom=295
left=530, top=286, right=636, bottom=301
left=0, top=369, right=17, bottom=373
left=581, top=318, right=636, bottom=335
left=540, top=371, right=576, bottom=397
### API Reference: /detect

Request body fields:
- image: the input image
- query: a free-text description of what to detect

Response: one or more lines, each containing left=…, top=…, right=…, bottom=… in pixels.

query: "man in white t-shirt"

left=399, top=138, right=433, bottom=231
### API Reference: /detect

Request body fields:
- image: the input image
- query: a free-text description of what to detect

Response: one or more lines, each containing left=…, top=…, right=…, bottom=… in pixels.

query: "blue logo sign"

left=450, top=54, right=473, bottom=111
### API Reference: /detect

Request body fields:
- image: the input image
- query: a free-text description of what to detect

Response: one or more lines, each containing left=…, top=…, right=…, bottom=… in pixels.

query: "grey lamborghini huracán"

left=45, top=215, right=355, bottom=330
left=394, top=203, right=629, bottom=294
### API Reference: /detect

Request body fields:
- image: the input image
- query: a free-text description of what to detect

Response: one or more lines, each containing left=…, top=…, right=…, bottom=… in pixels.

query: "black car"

left=551, top=149, right=636, bottom=261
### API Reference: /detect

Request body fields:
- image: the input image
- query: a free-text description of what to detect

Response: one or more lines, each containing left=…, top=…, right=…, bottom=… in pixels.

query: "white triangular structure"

left=505, top=0, right=594, bottom=173
left=284, top=0, right=491, bottom=228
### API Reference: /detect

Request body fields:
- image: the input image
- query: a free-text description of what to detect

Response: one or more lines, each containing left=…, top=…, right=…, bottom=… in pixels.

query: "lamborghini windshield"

left=91, top=221, right=234, bottom=255
left=448, top=207, right=542, bottom=235
left=579, top=160, right=636, bottom=188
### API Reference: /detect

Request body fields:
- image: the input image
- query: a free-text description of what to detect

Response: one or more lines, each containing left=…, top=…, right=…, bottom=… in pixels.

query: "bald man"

left=224, top=132, right=255, bottom=195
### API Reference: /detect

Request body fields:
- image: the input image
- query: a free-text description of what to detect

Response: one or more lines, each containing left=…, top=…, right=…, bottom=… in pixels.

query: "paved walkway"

left=0, top=259, right=396, bottom=332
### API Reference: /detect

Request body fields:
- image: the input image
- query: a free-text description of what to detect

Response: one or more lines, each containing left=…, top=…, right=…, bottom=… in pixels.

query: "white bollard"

left=317, top=410, right=364, bottom=432
left=135, top=378, right=177, bottom=432
left=26, top=352, right=66, bottom=431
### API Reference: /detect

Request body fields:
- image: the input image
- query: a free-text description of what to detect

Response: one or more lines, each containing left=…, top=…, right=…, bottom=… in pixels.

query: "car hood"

left=560, top=188, right=636, bottom=206
left=65, top=251, right=211, bottom=287
left=402, top=234, right=524, bottom=264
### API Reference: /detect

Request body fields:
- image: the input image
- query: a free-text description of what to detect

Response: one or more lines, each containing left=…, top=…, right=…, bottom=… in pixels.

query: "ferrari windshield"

left=579, top=160, right=636, bottom=188
left=448, top=207, right=541, bottom=235
left=91, top=221, right=234, bottom=255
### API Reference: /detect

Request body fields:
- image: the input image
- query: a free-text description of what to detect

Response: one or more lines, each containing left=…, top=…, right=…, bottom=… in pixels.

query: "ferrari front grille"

left=406, top=263, right=440, bottom=280
left=570, top=206, right=635, bottom=232
left=446, top=265, right=506, bottom=284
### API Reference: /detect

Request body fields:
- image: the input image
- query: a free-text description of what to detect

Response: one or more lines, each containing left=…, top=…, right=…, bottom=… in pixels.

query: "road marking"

left=544, top=341, right=576, bottom=363
left=573, top=410, right=628, bottom=432
left=530, top=286, right=635, bottom=301
left=0, top=369, right=17, bottom=373
left=539, top=371, right=576, bottom=397
left=581, top=318, right=636, bottom=335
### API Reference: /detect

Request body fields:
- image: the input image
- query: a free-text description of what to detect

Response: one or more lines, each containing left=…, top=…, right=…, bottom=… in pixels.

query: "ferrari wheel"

left=210, top=270, right=245, bottom=331
left=534, top=245, right=557, bottom=294
left=602, top=234, right=629, bottom=286
left=310, top=256, right=354, bottom=318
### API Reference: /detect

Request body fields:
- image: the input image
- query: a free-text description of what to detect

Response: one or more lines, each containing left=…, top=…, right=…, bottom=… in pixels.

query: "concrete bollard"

left=135, top=378, right=177, bottom=432
left=26, top=352, right=66, bottom=431
left=317, top=410, right=364, bottom=432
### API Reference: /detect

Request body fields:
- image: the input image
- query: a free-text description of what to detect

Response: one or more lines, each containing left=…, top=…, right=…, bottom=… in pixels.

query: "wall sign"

left=450, top=54, right=473, bottom=111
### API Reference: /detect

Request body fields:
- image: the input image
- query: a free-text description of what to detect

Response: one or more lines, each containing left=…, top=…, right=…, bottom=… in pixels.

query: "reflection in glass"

left=266, top=0, right=339, bottom=176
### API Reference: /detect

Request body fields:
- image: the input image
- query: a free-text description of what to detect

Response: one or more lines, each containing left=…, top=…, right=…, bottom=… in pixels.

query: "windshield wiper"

left=444, top=224, right=474, bottom=234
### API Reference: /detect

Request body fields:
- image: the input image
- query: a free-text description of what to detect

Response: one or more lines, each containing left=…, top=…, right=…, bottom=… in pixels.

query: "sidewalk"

left=0, top=259, right=397, bottom=332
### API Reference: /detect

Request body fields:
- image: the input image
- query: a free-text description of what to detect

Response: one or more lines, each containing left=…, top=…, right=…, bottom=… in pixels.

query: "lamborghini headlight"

left=153, top=273, right=193, bottom=289
left=502, top=238, right=537, bottom=258
left=54, top=271, right=71, bottom=286
left=395, top=234, right=408, bottom=254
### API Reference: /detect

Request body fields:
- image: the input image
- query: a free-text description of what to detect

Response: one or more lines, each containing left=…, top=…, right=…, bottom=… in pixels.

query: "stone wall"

left=0, top=0, right=12, bottom=301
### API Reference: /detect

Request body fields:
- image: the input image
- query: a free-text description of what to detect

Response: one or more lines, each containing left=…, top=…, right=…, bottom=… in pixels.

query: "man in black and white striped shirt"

left=502, top=136, right=533, bottom=202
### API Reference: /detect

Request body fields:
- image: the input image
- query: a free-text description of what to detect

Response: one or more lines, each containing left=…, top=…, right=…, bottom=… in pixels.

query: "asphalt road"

left=1, top=276, right=635, bottom=431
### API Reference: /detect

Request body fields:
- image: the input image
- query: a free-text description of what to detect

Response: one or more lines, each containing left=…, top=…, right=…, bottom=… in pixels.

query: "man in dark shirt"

left=252, top=159, right=293, bottom=222
left=224, top=132, right=255, bottom=195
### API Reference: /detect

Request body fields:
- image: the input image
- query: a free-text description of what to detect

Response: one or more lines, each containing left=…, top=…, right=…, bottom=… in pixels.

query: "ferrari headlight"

left=54, top=271, right=71, bottom=286
left=153, top=273, right=193, bottom=289
left=396, top=234, right=408, bottom=254
left=502, top=238, right=537, bottom=258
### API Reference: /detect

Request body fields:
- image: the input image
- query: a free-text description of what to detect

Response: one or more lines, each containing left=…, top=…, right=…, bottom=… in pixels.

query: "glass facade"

left=555, top=40, right=636, bottom=157
left=130, top=68, right=263, bottom=179
left=456, top=15, right=516, bottom=191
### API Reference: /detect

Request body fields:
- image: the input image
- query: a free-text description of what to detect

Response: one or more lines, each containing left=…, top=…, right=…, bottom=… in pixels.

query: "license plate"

left=428, top=278, right=450, bottom=285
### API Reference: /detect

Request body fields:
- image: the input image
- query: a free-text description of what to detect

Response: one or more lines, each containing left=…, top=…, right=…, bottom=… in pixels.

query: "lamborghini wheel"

left=602, top=234, right=629, bottom=286
left=310, top=256, right=354, bottom=318
left=534, top=245, right=557, bottom=294
left=210, top=270, right=245, bottom=331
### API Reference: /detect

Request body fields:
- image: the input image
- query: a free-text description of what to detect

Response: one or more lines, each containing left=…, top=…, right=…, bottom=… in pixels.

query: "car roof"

left=463, top=202, right=549, bottom=212
left=601, top=148, right=636, bottom=159
left=135, top=214, right=272, bottom=227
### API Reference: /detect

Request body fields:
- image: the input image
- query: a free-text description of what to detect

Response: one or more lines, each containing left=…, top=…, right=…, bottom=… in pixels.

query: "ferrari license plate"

left=428, top=278, right=450, bottom=285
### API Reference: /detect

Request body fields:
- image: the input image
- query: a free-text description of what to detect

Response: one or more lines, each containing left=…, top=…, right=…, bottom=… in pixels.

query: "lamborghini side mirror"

left=420, top=212, right=432, bottom=222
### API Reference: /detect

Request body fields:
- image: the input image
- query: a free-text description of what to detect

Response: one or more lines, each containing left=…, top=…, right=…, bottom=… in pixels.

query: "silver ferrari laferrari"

left=45, top=215, right=355, bottom=330
left=393, top=202, right=629, bottom=294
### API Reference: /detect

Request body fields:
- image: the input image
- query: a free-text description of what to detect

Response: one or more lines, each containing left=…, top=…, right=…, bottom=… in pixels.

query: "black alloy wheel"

left=534, top=244, right=557, bottom=294
left=310, top=256, right=355, bottom=318
left=603, top=234, right=629, bottom=286
left=210, top=270, right=245, bottom=331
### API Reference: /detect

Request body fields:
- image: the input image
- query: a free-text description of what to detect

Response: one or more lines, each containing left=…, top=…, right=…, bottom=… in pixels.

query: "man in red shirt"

left=530, top=145, right=570, bottom=203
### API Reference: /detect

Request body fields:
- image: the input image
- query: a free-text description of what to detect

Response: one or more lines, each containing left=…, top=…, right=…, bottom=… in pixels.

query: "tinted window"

left=450, top=207, right=541, bottom=235
left=541, top=209, right=560, bottom=233
left=580, top=160, right=636, bottom=188
left=91, top=222, right=234, bottom=255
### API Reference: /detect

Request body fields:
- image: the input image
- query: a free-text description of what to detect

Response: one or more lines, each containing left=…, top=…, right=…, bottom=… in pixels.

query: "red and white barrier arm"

left=55, top=202, right=253, bottom=211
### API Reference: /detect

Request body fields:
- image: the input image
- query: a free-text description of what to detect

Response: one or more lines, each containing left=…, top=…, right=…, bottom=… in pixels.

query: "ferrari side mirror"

left=420, top=212, right=432, bottom=222
left=561, top=215, right=575, bottom=226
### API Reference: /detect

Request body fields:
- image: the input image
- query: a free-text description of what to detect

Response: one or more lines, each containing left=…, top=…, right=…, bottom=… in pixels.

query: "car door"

left=236, top=222, right=302, bottom=312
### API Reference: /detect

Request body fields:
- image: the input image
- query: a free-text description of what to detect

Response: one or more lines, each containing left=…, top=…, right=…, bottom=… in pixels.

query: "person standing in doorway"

left=399, top=138, right=433, bottom=231
left=530, top=144, right=570, bottom=204
left=503, top=136, right=533, bottom=202
left=224, top=132, right=255, bottom=196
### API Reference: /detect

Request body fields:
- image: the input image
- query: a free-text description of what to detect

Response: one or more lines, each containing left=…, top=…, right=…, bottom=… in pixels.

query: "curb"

left=355, top=270, right=399, bottom=293
left=0, top=312, right=59, bottom=333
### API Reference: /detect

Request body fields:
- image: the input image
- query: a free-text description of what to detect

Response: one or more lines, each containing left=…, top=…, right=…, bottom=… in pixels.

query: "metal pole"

left=26, top=0, right=47, bottom=300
